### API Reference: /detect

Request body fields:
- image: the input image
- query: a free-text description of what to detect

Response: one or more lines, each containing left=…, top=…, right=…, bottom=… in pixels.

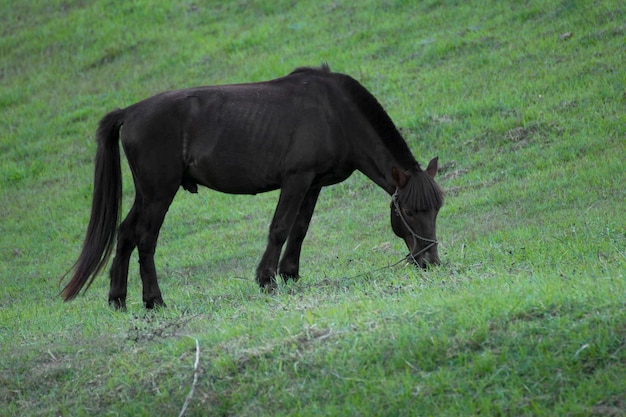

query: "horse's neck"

left=353, top=136, right=401, bottom=196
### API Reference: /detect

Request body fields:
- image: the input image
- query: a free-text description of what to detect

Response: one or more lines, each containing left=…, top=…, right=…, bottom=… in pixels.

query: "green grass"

left=1, top=0, right=625, bottom=415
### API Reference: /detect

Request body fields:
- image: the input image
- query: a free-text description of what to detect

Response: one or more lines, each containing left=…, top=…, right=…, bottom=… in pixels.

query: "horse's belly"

left=185, top=156, right=281, bottom=195
left=184, top=125, right=353, bottom=195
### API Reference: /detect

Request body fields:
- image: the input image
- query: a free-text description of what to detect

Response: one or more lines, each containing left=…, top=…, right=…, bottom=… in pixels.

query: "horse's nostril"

left=406, top=253, right=428, bottom=269
left=413, top=251, right=440, bottom=268
left=425, top=253, right=440, bottom=266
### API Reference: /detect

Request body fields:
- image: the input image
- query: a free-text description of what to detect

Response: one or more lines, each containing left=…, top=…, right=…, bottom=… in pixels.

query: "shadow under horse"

left=61, top=64, right=444, bottom=309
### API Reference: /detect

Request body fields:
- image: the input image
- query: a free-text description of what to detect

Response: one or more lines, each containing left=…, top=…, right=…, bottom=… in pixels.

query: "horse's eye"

left=403, top=209, right=414, bottom=218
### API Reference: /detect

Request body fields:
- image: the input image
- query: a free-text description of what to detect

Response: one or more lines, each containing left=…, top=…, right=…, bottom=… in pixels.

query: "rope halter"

left=391, top=190, right=439, bottom=264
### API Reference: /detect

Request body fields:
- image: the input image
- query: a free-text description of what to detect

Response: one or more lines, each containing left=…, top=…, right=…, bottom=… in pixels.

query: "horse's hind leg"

left=108, top=198, right=141, bottom=310
left=135, top=193, right=176, bottom=309
left=279, top=186, right=321, bottom=282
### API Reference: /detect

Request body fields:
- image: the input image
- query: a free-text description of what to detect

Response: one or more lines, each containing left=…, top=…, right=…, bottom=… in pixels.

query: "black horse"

left=61, top=65, right=443, bottom=309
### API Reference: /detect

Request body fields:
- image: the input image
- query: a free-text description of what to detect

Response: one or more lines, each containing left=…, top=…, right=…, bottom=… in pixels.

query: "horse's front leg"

left=256, top=176, right=315, bottom=291
left=278, top=186, right=321, bottom=282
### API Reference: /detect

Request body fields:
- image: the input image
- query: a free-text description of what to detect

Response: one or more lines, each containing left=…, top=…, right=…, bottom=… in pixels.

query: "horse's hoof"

left=279, top=271, right=300, bottom=283
left=109, top=298, right=127, bottom=311
left=260, top=280, right=278, bottom=294
left=144, top=297, right=166, bottom=309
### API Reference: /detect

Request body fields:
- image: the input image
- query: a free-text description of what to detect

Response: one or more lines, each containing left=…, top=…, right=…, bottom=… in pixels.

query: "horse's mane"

left=333, top=71, right=420, bottom=171
left=289, top=63, right=332, bottom=75
left=333, top=68, right=443, bottom=210
left=399, top=172, right=444, bottom=211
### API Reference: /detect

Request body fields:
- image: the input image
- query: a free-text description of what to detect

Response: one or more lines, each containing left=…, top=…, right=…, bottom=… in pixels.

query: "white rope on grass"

left=178, top=336, right=200, bottom=417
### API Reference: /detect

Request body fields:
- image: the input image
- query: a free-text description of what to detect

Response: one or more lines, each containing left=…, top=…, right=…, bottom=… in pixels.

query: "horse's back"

left=118, top=67, right=357, bottom=194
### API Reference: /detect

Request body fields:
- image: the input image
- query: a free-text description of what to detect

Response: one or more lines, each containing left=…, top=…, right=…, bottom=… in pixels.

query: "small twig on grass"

left=47, top=349, right=58, bottom=362
left=178, top=336, right=201, bottom=417
left=329, top=371, right=367, bottom=383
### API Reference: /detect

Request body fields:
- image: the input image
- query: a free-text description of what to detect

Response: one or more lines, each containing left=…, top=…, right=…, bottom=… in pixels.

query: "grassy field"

left=1, top=0, right=625, bottom=415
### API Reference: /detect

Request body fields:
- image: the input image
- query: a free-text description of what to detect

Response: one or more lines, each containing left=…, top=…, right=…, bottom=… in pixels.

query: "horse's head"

left=390, top=158, right=443, bottom=268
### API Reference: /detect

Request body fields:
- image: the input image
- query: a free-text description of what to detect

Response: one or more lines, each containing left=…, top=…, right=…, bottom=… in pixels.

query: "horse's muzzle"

left=408, top=248, right=440, bottom=269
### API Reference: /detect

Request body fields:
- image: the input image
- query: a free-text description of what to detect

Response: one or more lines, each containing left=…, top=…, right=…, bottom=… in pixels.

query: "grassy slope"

left=1, top=0, right=625, bottom=415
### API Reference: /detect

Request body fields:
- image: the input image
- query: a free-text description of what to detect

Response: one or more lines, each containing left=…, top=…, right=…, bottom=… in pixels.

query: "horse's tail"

left=61, top=109, right=125, bottom=301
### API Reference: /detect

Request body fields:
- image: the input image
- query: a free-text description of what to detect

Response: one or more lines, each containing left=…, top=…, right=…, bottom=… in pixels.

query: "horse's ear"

left=392, top=166, right=409, bottom=189
left=426, top=157, right=439, bottom=178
